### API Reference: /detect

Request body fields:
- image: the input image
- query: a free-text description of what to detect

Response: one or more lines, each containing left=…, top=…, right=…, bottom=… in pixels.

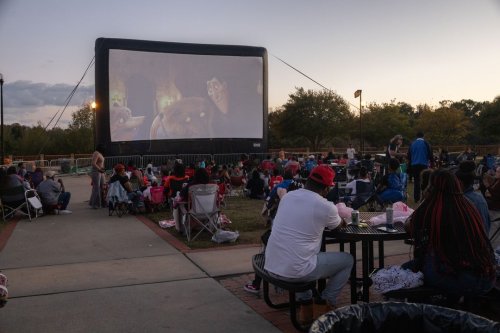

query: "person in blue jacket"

left=407, top=132, right=433, bottom=202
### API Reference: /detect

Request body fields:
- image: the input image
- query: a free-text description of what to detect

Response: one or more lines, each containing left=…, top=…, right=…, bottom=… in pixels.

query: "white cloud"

left=5, top=105, right=79, bottom=128
left=2, top=81, right=93, bottom=128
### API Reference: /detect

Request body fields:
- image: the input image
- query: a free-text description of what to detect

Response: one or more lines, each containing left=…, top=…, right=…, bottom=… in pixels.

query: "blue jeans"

left=411, top=164, right=427, bottom=202
left=58, top=192, right=71, bottom=210
left=277, top=252, right=353, bottom=305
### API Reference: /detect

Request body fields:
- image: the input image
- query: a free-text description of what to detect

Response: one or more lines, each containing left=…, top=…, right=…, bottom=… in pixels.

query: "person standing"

left=346, top=143, right=356, bottom=161
left=386, top=135, right=403, bottom=162
left=89, top=143, right=106, bottom=209
left=407, top=132, right=433, bottom=202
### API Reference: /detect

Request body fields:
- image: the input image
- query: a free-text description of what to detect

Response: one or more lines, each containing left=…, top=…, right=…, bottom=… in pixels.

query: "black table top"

left=326, top=223, right=408, bottom=241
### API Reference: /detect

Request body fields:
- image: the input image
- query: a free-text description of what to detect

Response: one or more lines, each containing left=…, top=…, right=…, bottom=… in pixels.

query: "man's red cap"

left=308, top=165, right=335, bottom=186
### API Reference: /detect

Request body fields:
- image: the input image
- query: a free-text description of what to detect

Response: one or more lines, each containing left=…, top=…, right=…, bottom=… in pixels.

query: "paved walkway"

left=0, top=175, right=277, bottom=332
left=0, top=175, right=497, bottom=332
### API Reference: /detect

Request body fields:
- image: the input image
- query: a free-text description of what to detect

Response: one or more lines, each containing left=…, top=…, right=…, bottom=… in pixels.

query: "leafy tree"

left=66, top=104, right=94, bottom=153
left=10, top=123, right=24, bottom=140
left=69, top=104, right=94, bottom=131
left=414, top=106, right=470, bottom=145
left=397, top=102, right=414, bottom=117
left=476, top=96, right=500, bottom=144
left=449, top=99, right=486, bottom=144
left=272, top=88, right=353, bottom=151
left=16, top=123, right=47, bottom=155
left=361, top=102, right=412, bottom=148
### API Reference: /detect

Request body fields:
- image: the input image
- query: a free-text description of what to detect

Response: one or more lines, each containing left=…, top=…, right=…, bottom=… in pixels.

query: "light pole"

left=354, top=89, right=363, bottom=155
left=91, top=101, right=97, bottom=150
left=0, top=73, right=4, bottom=165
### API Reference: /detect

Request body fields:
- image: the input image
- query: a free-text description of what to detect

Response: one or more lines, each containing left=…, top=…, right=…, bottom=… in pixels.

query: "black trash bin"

left=309, top=302, right=499, bottom=333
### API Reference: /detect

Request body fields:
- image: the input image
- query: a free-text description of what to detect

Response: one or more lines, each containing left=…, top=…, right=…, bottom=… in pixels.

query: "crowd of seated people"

left=0, top=163, right=74, bottom=216
left=109, top=163, right=145, bottom=214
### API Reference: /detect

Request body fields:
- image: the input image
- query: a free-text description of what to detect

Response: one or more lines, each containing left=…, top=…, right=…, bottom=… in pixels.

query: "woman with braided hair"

left=403, top=169, right=495, bottom=297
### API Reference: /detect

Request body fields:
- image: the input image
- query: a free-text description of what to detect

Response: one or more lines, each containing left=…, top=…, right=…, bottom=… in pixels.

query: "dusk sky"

left=1, top=0, right=499, bottom=128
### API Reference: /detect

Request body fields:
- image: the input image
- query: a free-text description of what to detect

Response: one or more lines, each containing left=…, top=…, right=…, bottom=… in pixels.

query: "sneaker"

left=59, top=210, right=72, bottom=214
left=243, top=283, right=260, bottom=294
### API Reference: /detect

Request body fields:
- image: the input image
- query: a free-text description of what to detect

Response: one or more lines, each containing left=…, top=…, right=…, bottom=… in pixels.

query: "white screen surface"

left=108, top=49, right=264, bottom=142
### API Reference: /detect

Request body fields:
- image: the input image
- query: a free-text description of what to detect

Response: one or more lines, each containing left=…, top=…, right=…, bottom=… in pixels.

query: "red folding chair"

left=149, top=186, right=166, bottom=212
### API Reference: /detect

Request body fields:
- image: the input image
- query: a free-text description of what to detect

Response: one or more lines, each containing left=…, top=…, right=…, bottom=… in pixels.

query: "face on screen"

left=108, top=49, right=264, bottom=142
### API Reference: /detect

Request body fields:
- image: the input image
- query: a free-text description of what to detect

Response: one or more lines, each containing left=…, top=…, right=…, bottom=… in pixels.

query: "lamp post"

left=0, top=74, right=4, bottom=165
left=354, top=89, right=363, bottom=155
left=91, top=101, right=97, bottom=150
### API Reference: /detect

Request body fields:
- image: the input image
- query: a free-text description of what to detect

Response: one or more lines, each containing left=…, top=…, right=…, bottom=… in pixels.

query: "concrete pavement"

left=0, top=175, right=278, bottom=333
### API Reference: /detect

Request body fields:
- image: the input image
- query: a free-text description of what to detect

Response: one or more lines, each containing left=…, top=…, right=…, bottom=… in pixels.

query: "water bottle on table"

left=386, top=205, right=394, bottom=230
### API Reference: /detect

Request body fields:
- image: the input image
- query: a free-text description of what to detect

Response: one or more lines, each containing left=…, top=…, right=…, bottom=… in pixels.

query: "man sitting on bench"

left=264, top=165, right=353, bottom=325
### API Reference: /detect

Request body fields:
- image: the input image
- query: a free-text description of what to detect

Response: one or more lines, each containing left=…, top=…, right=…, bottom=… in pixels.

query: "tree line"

left=269, top=88, right=500, bottom=151
left=3, top=89, right=500, bottom=156
left=4, top=104, right=94, bottom=157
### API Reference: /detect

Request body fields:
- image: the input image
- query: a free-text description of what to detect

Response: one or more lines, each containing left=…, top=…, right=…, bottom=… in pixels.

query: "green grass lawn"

left=145, top=195, right=268, bottom=249
left=145, top=183, right=418, bottom=250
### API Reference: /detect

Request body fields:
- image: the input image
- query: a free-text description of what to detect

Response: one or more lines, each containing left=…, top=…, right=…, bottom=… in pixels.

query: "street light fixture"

left=354, top=89, right=363, bottom=155
left=91, top=101, right=97, bottom=150
left=0, top=73, right=4, bottom=165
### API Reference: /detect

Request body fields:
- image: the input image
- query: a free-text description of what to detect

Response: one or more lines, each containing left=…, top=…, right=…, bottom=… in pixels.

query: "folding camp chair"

left=350, top=181, right=376, bottom=210
left=183, top=184, right=220, bottom=242
left=149, top=186, right=166, bottom=212
left=107, top=181, right=130, bottom=217
left=0, top=185, right=30, bottom=221
left=25, top=189, right=43, bottom=221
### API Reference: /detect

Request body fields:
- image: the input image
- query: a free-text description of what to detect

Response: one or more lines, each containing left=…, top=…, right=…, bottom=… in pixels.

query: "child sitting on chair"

left=376, top=158, right=404, bottom=206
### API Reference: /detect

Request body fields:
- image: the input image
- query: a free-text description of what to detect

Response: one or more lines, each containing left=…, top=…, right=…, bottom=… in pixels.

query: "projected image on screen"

left=108, top=49, right=264, bottom=142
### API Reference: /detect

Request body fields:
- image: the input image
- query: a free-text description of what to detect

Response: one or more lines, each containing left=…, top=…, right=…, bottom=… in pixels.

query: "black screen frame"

left=94, top=37, right=268, bottom=155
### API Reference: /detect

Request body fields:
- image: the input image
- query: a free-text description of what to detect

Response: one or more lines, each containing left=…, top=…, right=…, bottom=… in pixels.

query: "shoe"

left=298, top=300, right=313, bottom=325
left=59, top=210, right=72, bottom=214
left=243, top=283, right=260, bottom=294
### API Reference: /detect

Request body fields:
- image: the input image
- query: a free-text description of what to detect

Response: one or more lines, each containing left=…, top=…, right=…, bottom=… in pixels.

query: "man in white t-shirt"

left=346, top=143, right=356, bottom=161
left=264, top=165, right=353, bottom=322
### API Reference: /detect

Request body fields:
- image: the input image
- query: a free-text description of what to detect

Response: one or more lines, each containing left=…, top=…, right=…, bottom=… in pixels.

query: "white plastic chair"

left=25, top=189, right=43, bottom=221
